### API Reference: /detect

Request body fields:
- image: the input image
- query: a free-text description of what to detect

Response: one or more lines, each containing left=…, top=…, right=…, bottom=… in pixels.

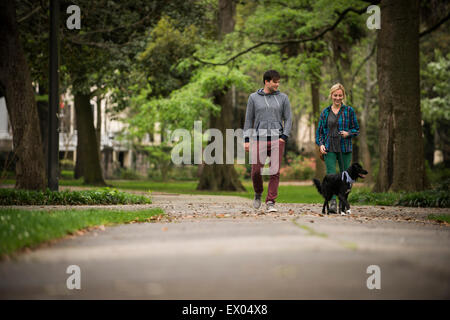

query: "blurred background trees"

left=1, top=0, right=449, bottom=192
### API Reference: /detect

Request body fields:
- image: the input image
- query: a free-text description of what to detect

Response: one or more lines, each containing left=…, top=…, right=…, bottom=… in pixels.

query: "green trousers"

left=324, top=152, right=352, bottom=200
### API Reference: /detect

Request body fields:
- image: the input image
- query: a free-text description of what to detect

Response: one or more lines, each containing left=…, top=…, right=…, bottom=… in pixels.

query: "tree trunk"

left=197, top=89, right=245, bottom=191
left=331, top=32, right=352, bottom=96
left=197, top=0, right=244, bottom=191
left=311, top=80, right=325, bottom=180
left=74, top=134, right=83, bottom=179
left=374, top=0, right=426, bottom=192
left=0, top=0, right=46, bottom=190
left=217, top=0, right=236, bottom=39
left=359, top=49, right=374, bottom=184
left=96, top=95, right=102, bottom=156
left=74, top=92, right=106, bottom=186
left=37, top=84, right=49, bottom=175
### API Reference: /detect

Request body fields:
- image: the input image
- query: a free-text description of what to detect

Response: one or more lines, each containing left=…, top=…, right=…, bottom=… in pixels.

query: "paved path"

left=1, top=193, right=449, bottom=299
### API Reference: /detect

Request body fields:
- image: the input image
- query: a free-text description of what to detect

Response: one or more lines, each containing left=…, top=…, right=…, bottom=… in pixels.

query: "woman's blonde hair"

left=329, top=83, right=346, bottom=103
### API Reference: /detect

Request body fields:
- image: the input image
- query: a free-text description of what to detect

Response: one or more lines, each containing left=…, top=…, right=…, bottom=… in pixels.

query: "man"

left=243, top=70, right=292, bottom=212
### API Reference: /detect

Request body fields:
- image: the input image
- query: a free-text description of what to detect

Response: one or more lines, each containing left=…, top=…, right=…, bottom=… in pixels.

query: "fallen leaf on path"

left=162, top=227, right=168, bottom=231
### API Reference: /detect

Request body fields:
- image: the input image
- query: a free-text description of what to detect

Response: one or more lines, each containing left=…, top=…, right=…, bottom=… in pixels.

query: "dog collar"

left=342, top=171, right=355, bottom=187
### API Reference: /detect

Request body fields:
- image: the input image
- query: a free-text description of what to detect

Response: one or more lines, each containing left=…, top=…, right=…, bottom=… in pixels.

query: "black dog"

left=313, top=163, right=368, bottom=215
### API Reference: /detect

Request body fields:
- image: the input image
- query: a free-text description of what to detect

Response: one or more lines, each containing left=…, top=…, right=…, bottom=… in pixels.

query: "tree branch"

left=350, top=40, right=376, bottom=88
left=193, top=6, right=367, bottom=66
left=419, top=11, right=450, bottom=38
left=17, top=6, right=41, bottom=23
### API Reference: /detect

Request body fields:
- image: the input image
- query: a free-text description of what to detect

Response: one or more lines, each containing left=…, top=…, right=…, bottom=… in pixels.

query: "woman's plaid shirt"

left=315, top=104, right=359, bottom=153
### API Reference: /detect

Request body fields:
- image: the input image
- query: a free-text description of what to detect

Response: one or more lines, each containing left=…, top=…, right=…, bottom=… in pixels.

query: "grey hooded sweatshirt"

left=243, top=88, right=292, bottom=142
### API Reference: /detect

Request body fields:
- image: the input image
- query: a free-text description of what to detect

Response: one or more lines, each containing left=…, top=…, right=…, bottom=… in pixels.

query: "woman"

left=315, top=83, right=359, bottom=213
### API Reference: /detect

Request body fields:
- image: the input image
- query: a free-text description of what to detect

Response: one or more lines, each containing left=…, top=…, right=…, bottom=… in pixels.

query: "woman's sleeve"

left=349, top=107, right=359, bottom=137
left=315, top=111, right=325, bottom=146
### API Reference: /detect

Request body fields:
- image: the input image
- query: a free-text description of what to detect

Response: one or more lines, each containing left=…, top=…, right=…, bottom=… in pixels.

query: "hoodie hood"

left=257, top=88, right=281, bottom=96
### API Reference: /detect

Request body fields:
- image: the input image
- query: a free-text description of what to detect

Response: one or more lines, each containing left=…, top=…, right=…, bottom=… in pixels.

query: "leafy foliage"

left=421, top=51, right=450, bottom=126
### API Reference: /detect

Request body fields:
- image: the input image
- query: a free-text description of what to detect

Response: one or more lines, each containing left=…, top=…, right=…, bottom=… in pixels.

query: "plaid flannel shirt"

left=315, top=104, right=359, bottom=153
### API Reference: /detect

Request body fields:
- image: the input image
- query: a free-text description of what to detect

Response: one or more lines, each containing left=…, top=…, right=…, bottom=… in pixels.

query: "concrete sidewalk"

left=1, top=194, right=449, bottom=299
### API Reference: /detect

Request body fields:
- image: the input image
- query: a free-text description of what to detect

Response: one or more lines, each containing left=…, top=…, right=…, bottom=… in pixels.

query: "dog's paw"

left=340, top=211, right=346, bottom=216
left=346, top=209, right=351, bottom=215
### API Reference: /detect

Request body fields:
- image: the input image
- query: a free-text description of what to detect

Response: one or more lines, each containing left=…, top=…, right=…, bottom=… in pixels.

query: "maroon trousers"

left=250, top=139, right=285, bottom=203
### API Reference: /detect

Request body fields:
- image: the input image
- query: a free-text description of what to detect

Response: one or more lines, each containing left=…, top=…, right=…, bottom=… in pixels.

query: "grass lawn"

left=0, top=208, right=164, bottom=257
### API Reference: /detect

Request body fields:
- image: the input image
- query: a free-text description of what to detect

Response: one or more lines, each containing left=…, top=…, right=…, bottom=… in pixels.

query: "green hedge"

left=0, top=188, right=151, bottom=205
left=349, top=188, right=449, bottom=208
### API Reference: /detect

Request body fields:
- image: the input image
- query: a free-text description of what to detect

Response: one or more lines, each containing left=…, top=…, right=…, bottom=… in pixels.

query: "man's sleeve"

left=243, top=95, right=255, bottom=143
left=280, top=95, right=292, bottom=142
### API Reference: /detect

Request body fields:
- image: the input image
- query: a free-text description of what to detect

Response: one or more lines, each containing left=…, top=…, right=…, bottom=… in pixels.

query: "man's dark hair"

left=263, top=70, right=280, bottom=84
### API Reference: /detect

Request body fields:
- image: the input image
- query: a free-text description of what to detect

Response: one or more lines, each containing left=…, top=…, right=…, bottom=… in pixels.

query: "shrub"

left=147, top=169, right=162, bottom=181
left=234, top=164, right=247, bottom=178
left=280, top=156, right=315, bottom=181
left=428, top=163, right=450, bottom=186
left=119, top=168, right=141, bottom=180
left=349, top=187, right=449, bottom=208
left=0, top=188, right=151, bottom=205
left=396, top=190, right=449, bottom=208
left=60, top=170, right=74, bottom=180
left=169, top=165, right=199, bottom=181
left=60, top=159, right=75, bottom=170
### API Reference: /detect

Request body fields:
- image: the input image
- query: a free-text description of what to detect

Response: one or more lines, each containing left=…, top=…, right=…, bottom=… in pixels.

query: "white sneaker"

left=253, top=194, right=262, bottom=209
left=266, top=201, right=277, bottom=212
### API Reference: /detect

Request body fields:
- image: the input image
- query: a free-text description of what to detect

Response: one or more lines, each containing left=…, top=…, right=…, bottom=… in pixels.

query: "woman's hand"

left=340, top=131, right=349, bottom=138
left=320, top=145, right=327, bottom=154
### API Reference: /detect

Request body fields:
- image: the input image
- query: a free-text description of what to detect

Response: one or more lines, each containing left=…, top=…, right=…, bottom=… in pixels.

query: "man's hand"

left=244, top=142, right=250, bottom=152
left=340, top=131, right=349, bottom=138
left=320, top=145, right=327, bottom=154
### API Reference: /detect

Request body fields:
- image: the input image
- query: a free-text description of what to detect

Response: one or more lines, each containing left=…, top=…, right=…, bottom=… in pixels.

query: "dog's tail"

left=313, top=178, right=322, bottom=196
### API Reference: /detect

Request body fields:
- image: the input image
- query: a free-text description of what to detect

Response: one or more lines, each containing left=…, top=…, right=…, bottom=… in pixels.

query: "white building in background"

left=0, top=97, right=12, bottom=153
left=0, top=92, right=160, bottom=178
